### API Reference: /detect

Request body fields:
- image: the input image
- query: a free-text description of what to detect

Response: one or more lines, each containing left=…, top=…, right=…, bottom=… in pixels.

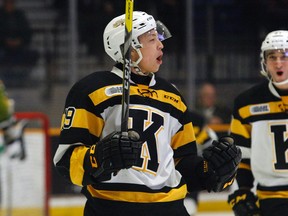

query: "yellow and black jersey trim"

left=230, top=118, right=251, bottom=148
left=195, top=125, right=211, bottom=145
left=257, top=184, right=288, bottom=200
left=70, top=145, right=89, bottom=186
left=88, top=83, right=187, bottom=117
left=230, top=81, right=287, bottom=147
left=189, top=111, right=212, bottom=145
left=232, top=81, right=287, bottom=123
left=238, top=162, right=251, bottom=170
left=61, top=108, right=104, bottom=138
left=83, top=179, right=187, bottom=203
left=171, top=122, right=195, bottom=150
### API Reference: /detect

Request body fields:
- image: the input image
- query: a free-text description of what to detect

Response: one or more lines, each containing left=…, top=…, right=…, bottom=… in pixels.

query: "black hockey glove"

left=90, top=130, right=143, bottom=181
left=200, top=136, right=242, bottom=192
left=228, top=189, right=261, bottom=216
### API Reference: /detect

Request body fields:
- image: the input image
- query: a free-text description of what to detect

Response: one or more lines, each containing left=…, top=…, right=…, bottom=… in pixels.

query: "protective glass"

left=265, top=49, right=288, bottom=62
left=156, top=20, right=172, bottom=41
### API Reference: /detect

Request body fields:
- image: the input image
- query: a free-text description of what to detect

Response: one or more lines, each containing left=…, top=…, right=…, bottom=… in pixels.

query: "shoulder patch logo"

left=250, top=104, right=270, bottom=114
left=105, top=86, right=123, bottom=96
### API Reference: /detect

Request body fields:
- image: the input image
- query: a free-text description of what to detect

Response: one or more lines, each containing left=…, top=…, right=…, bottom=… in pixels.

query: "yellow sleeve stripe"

left=87, top=184, right=187, bottom=202
left=239, top=162, right=251, bottom=170
left=230, top=118, right=251, bottom=139
left=70, top=145, right=89, bottom=186
left=196, top=126, right=209, bottom=145
left=257, top=190, right=288, bottom=200
left=72, top=109, right=104, bottom=137
left=171, top=122, right=196, bottom=149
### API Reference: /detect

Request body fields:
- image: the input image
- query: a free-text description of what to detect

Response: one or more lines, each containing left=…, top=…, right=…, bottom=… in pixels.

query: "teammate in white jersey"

left=53, top=11, right=241, bottom=216
left=228, top=30, right=288, bottom=216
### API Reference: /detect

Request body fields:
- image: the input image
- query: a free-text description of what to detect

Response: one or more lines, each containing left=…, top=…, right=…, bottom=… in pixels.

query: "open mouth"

left=276, top=71, right=283, bottom=76
left=157, top=55, right=163, bottom=63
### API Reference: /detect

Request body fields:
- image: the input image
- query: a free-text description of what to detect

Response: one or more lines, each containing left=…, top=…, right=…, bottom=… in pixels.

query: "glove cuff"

left=228, top=189, right=259, bottom=210
left=196, top=159, right=216, bottom=191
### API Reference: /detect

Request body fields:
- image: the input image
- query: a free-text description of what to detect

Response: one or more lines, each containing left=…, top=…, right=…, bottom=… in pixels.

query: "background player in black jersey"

left=184, top=111, right=218, bottom=216
left=228, top=30, right=288, bottom=216
left=53, top=11, right=241, bottom=216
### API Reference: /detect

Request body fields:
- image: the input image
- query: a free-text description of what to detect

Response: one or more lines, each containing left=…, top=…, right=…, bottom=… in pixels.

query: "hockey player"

left=0, top=80, right=27, bottom=214
left=228, top=30, right=288, bottom=216
left=0, top=80, right=27, bottom=158
left=53, top=11, right=241, bottom=216
left=190, top=111, right=218, bottom=155
left=184, top=111, right=218, bottom=216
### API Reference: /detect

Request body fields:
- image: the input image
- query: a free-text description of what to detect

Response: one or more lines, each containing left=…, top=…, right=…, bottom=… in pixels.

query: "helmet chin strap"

left=273, top=78, right=288, bottom=87
left=131, top=49, right=150, bottom=76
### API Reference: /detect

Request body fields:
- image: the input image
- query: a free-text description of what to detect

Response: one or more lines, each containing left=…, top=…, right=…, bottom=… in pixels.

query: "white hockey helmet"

left=260, top=30, right=288, bottom=86
left=103, top=11, right=171, bottom=65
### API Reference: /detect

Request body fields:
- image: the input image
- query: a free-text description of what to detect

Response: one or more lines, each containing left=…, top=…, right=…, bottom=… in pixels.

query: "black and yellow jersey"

left=54, top=65, right=197, bottom=204
left=190, top=111, right=217, bottom=149
left=230, top=80, right=288, bottom=200
left=190, top=111, right=216, bottom=153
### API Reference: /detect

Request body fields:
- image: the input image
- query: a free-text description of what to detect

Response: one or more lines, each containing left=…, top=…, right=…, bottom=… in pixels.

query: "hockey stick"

left=121, top=0, right=134, bottom=133
left=91, top=2, right=134, bottom=179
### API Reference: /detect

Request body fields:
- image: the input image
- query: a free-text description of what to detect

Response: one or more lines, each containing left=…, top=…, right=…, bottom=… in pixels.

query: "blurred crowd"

left=0, top=0, right=39, bottom=86
left=1, top=0, right=287, bottom=86
left=52, top=0, right=288, bottom=62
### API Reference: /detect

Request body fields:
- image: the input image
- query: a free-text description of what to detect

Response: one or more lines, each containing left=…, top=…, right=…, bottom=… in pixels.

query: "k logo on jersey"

left=270, top=124, right=288, bottom=170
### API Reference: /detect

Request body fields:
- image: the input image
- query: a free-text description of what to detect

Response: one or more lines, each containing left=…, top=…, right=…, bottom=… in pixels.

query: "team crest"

left=113, top=19, right=125, bottom=28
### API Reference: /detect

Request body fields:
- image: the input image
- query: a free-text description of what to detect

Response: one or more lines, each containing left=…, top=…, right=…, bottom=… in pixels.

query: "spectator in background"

left=196, top=82, right=231, bottom=124
left=262, top=0, right=288, bottom=32
left=0, top=0, right=39, bottom=85
left=77, top=0, right=121, bottom=63
left=134, top=0, right=157, bottom=15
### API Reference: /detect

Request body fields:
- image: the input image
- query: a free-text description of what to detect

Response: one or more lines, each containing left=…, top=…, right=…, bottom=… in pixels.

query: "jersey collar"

left=111, top=65, right=156, bottom=87
left=269, top=81, right=280, bottom=98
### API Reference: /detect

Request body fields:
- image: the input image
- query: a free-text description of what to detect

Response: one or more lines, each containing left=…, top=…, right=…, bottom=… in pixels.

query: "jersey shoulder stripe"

left=233, top=81, right=285, bottom=122
left=234, top=81, right=271, bottom=109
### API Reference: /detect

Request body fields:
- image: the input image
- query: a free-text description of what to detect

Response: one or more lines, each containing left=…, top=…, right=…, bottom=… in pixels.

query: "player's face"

left=132, top=29, right=164, bottom=73
left=265, top=49, right=288, bottom=86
